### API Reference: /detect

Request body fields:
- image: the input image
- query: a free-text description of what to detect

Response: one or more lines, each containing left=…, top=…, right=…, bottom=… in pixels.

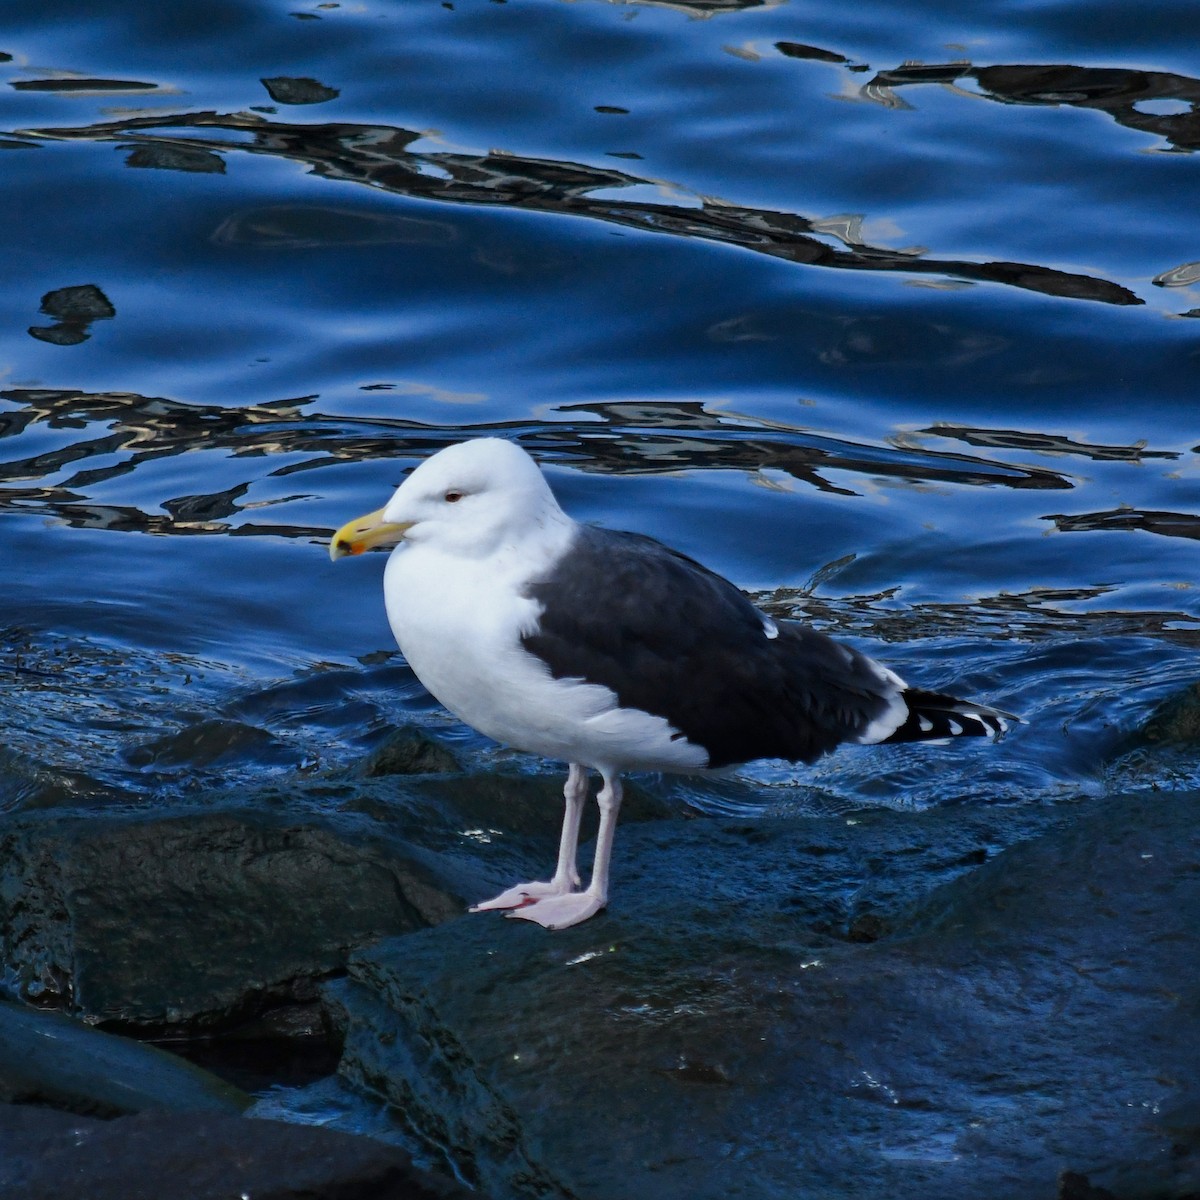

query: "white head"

left=330, top=438, right=568, bottom=561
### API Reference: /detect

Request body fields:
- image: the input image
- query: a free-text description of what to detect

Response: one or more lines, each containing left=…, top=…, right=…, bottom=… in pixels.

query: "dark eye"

left=444, top=490, right=464, bottom=503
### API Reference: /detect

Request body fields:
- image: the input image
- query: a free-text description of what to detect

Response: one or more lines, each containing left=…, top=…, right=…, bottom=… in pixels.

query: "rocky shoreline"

left=2, top=724, right=1199, bottom=1198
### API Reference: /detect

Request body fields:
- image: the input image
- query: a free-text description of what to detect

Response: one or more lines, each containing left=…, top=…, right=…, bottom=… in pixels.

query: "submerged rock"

left=0, top=1104, right=475, bottom=1200
left=123, top=718, right=285, bottom=769
left=360, top=728, right=462, bottom=778
left=1135, top=680, right=1200, bottom=744
left=331, top=792, right=1200, bottom=1200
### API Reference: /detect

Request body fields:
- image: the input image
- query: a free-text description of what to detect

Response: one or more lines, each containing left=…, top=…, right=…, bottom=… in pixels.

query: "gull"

left=330, top=438, right=1009, bottom=929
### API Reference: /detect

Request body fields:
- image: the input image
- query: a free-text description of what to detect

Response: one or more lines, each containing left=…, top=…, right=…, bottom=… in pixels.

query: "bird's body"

left=331, top=438, right=1010, bottom=929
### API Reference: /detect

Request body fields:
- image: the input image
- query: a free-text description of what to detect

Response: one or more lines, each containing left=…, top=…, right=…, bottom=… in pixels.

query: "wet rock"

left=845, top=909, right=888, bottom=942
left=339, top=768, right=686, bottom=920
left=330, top=793, right=1200, bottom=1200
left=1135, top=680, right=1200, bottom=743
left=0, top=1000, right=248, bottom=1116
left=0, top=802, right=460, bottom=1027
left=0, top=1104, right=476, bottom=1200
left=361, top=727, right=462, bottom=777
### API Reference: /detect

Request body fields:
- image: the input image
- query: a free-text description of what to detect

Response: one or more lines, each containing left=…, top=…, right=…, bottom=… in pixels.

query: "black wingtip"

left=884, top=688, right=1018, bottom=745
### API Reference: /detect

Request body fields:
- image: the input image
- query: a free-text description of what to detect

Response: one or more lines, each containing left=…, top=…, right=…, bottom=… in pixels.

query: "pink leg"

left=469, top=764, right=588, bottom=912
left=507, top=769, right=623, bottom=930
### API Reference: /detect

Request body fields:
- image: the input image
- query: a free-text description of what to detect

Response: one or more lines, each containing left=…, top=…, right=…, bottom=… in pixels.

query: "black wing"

left=520, top=526, right=900, bottom=768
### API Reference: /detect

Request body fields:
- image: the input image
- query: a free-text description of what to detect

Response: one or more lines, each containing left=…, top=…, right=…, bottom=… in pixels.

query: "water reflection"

left=1043, top=507, right=1200, bottom=542
left=535, top=399, right=1074, bottom=491
left=0, top=387, right=1088, bottom=539
left=631, top=0, right=781, bottom=13
left=762, top=583, right=1200, bottom=648
left=1153, top=261, right=1200, bottom=288
left=27, top=284, right=115, bottom=347
left=10, top=77, right=160, bottom=95
left=916, top=423, right=1178, bottom=465
left=775, top=42, right=850, bottom=65
left=19, top=109, right=1139, bottom=305
left=259, top=76, right=340, bottom=106
left=860, top=60, right=1200, bottom=154
left=212, top=206, right=457, bottom=249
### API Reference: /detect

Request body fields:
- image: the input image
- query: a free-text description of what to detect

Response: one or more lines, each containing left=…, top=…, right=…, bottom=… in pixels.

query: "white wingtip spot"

left=918, top=716, right=934, bottom=733
left=760, top=614, right=779, bottom=640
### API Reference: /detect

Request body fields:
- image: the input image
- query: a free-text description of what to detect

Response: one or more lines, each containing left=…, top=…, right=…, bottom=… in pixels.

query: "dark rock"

left=0, top=761, right=682, bottom=1031
left=0, top=1000, right=249, bottom=1116
left=1059, top=1171, right=1119, bottom=1200
left=1136, top=681, right=1200, bottom=743
left=361, top=728, right=461, bottom=777
left=0, top=803, right=460, bottom=1027
left=0, top=1104, right=476, bottom=1200
left=845, top=910, right=888, bottom=942
left=330, top=793, right=1200, bottom=1200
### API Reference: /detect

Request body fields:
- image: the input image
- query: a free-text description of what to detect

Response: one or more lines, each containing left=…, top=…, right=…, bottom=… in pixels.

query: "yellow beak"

left=329, top=507, right=412, bottom=561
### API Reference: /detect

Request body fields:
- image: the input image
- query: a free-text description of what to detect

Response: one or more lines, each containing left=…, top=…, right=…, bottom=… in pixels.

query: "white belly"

left=382, top=541, right=708, bottom=774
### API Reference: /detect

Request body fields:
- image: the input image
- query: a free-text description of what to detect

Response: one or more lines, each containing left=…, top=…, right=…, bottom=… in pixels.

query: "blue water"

left=3, top=0, right=1200, bottom=821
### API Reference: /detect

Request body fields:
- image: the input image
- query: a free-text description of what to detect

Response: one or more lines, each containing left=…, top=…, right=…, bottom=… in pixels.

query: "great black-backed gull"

left=330, top=438, right=1010, bottom=930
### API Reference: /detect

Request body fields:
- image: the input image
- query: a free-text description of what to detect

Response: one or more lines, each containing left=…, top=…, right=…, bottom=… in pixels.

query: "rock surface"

left=0, top=1104, right=475, bottom=1200
left=0, top=800, right=461, bottom=1027
left=331, top=791, right=1200, bottom=1200
left=0, top=761, right=677, bottom=1031
left=6, top=743, right=1198, bottom=1199
left=0, top=1000, right=248, bottom=1116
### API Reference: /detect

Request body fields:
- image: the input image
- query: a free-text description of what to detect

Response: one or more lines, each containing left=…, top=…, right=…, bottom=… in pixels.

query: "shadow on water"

left=15, top=103, right=1141, bottom=306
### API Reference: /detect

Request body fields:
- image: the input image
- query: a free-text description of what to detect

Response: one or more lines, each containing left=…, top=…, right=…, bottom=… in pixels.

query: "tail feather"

left=883, top=688, right=1015, bottom=745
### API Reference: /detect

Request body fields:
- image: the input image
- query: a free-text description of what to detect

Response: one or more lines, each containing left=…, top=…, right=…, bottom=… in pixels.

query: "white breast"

left=382, top=539, right=709, bottom=774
